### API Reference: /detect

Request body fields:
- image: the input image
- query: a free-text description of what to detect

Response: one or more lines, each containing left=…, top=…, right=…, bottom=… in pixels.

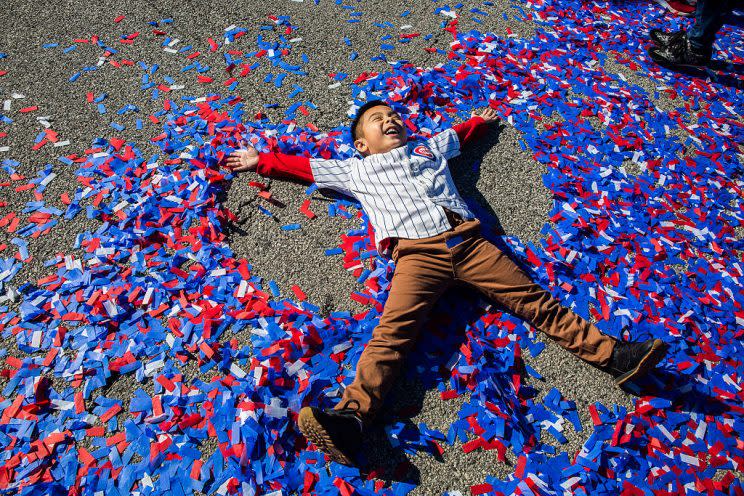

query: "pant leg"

left=336, top=236, right=454, bottom=422
left=452, top=234, right=615, bottom=366
left=688, top=0, right=732, bottom=53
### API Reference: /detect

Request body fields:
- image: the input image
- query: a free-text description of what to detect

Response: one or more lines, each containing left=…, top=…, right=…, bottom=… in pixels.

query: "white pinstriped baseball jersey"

left=309, top=128, right=475, bottom=255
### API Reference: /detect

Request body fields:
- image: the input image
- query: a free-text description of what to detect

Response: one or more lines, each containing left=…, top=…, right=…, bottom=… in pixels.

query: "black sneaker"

left=649, top=29, right=686, bottom=47
left=298, top=401, right=363, bottom=466
left=649, top=38, right=711, bottom=68
left=603, top=338, right=669, bottom=386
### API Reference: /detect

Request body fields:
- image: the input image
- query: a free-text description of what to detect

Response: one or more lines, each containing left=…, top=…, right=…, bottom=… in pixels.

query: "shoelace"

left=334, top=399, right=364, bottom=431
left=336, top=399, right=361, bottom=415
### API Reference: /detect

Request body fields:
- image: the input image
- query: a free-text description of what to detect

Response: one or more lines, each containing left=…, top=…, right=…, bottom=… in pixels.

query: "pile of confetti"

left=0, top=0, right=742, bottom=494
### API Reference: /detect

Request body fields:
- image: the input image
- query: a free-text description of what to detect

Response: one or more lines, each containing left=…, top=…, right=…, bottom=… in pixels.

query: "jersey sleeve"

left=256, top=152, right=314, bottom=183
left=452, top=116, right=487, bottom=149
left=425, top=128, right=461, bottom=160
left=309, top=158, right=356, bottom=197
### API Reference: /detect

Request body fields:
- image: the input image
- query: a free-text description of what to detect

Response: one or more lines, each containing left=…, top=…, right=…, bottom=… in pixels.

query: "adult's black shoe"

left=649, top=39, right=711, bottom=69
left=650, top=29, right=686, bottom=47
left=298, top=401, right=363, bottom=466
left=603, top=338, right=669, bottom=386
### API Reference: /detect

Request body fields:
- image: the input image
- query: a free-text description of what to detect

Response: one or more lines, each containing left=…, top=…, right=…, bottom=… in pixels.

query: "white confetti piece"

left=229, top=363, right=247, bottom=378
left=142, top=287, right=154, bottom=305
left=237, top=280, right=248, bottom=298
left=40, top=172, right=56, bottom=186
left=657, top=424, right=675, bottom=443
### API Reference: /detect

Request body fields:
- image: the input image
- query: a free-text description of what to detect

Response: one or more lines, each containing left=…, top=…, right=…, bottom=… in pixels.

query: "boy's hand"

left=223, top=147, right=259, bottom=173
left=472, top=107, right=499, bottom=124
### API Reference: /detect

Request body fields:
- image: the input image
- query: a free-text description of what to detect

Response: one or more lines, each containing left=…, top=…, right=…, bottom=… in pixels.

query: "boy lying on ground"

left=222, top=101, right=668, bottom=466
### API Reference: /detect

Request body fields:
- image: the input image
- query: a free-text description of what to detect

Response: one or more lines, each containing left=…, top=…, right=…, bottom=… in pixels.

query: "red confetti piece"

left=470, top=483, right=494, bottom=496
left=99, top=404, right=122, bottom=423
left=291, top=285, right=307, bottom=301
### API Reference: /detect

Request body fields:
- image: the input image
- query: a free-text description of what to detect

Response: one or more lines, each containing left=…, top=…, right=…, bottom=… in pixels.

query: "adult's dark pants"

left=688, top=0, right=734, bottom=53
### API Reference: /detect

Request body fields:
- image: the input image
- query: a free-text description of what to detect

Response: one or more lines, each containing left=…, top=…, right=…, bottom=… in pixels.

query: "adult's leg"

left=453, top=235, right=615, bottom=366
left=688, top=0, right=732, bottom=54
left=336, top=237, right=454, bottom=422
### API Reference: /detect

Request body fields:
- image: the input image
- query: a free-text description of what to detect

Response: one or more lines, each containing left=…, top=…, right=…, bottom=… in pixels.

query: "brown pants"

left=336, top=219, right=616, bottom=422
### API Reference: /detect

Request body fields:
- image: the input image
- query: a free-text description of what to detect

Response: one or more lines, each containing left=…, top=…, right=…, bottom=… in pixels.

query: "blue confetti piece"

left=268, top=280, right=280, bottom=298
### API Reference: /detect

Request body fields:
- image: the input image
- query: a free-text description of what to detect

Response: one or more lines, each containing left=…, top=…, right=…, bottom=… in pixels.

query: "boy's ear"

left=354, top=138, right=368, bottom=155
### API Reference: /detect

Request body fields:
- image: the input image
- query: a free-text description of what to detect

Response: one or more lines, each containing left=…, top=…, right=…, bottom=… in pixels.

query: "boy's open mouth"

left=384, top=127, right=401, bottom=136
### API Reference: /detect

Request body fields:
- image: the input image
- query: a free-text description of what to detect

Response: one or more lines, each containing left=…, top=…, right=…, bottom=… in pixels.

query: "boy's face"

left=354, top=105, right=408, bottom=156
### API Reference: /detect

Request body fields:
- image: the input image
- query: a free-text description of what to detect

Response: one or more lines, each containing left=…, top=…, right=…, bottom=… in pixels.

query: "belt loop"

left=444, top=208, right=464, bottom=229
left=391, top=238, right=401, bottom=262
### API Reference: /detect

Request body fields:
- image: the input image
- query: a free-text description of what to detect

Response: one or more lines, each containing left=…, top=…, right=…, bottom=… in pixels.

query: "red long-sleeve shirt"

left=255, top=116, right=488, bottom=182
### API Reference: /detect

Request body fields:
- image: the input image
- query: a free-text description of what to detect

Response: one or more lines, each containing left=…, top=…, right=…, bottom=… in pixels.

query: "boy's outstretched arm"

left=222, top=146, right=315, bottom=183
left=452, top=107, right=499, bottom=149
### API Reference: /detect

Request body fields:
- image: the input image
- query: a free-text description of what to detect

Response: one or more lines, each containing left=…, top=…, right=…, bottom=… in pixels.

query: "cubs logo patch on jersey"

left=412, top=144, right=434, bottom=160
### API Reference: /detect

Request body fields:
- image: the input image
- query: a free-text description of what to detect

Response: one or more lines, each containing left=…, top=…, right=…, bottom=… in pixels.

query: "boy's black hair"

left=350, top=100, right=391, bottom=142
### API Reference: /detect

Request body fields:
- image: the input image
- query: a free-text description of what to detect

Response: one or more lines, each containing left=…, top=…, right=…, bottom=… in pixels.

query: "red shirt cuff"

left=256, top=152, right=314, bottom=183
left=453, top=116, right=487, bottom=149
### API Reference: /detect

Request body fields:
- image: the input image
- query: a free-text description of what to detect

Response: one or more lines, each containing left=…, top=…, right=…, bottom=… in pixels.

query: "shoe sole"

left=298, top=407, right=354, bottom=466
left=649, top=52, right=708, bottom=69
left=614, top=339, right=669, bottom=386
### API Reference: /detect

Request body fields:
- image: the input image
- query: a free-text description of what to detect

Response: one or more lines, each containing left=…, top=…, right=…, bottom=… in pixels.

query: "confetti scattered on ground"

left=0, top=1, right=743, bottom=495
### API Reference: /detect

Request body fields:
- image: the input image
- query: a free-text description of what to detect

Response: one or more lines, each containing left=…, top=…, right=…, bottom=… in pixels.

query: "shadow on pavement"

left=664, top=60, right=744, bottom=90
left=625, top=368, right=732, bottom=417
left=449, top=119, right=507, bottom=237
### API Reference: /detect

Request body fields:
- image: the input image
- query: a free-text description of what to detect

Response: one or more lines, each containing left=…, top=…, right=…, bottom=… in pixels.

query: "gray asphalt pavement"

left=0, top=1, right=643, bottom=493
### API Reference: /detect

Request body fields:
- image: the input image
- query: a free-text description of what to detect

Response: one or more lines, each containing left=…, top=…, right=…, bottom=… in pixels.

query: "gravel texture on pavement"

left=2, top=1, right=738, bottom=494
